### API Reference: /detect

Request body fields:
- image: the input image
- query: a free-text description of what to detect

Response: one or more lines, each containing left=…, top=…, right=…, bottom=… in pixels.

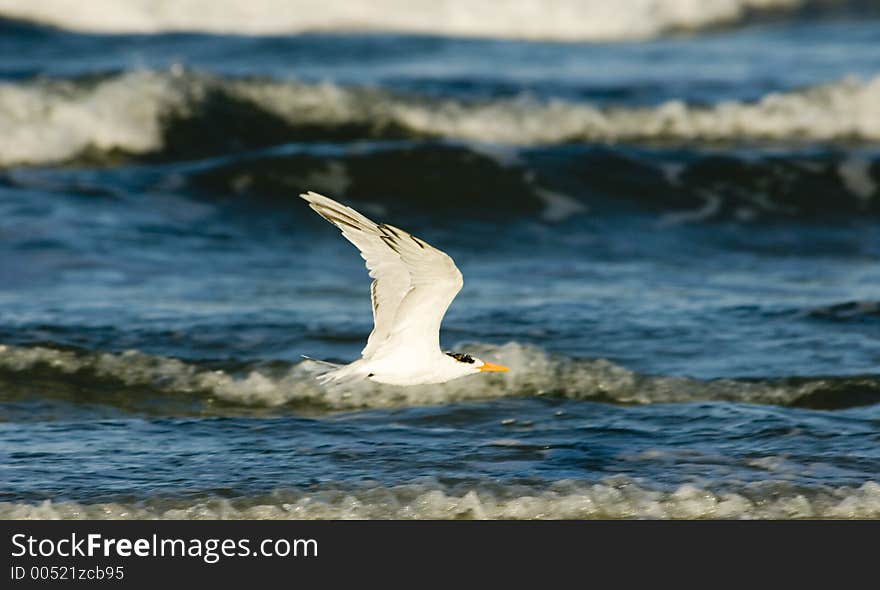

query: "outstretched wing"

left=300, top=191, right=463, bottom=360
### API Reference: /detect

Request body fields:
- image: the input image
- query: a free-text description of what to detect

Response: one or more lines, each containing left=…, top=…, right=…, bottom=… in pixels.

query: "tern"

left=300, top=191, right=509, bottom=386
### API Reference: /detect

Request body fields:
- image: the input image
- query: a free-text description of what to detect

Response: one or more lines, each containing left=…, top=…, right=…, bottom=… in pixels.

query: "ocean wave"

left=3, top=126, right=877, bottom=222
left=3, top=480, right=879, bottom=519
left=0, top=0, right=862, bottom=41
left=2, top=70, right=880, bottom=169
left=183, top=143, right=879, bottom=220
left=2, top=342, right=878, bottom=413
left=185, top=143, right=576, bottom=221
left=807, top=300, right=880, bottom=321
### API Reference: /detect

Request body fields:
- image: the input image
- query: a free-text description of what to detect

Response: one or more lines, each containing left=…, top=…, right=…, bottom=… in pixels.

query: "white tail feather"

left=301, top=355, right=370, bottom=386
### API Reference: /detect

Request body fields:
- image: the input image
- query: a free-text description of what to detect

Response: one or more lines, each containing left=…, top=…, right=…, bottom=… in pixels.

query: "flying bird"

left=300, top=191, right=509, bottom=386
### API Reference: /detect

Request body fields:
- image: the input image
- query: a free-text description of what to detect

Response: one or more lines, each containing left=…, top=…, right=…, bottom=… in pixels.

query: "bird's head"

left=445, top=352, right=509, bottom=376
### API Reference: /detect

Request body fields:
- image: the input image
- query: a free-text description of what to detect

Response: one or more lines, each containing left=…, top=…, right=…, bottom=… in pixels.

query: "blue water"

left=1, top=13, right=879, bottom=519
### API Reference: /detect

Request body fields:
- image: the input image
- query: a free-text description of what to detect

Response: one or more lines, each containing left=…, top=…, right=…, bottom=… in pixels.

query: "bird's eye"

left=446, top=352, right=475, bottom=364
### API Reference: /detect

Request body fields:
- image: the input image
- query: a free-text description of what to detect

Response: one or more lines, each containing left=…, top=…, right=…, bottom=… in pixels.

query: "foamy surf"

left=0, top=0, right=841, bottom=41
left=2, top=342, right=877, bottom=412
left=3, top=480, right=879, bottom=520
left=2, top=71, right=880, bottom=168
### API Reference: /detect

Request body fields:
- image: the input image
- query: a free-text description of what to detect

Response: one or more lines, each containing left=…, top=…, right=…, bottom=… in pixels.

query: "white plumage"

left=300, top=191, right=509, bottom=385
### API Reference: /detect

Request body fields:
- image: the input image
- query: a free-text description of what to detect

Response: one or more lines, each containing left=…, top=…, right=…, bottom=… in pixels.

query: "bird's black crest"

left=446, top=352, right=475, bottom=364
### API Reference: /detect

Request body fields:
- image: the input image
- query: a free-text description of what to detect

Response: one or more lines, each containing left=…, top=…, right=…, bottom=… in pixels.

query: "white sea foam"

left=0, top=71, right=190, bottom=166
left=658, top=191, right=724, bottom=226
left=3, top=480, right=879, bottom=520
left=838, top=156, right=877, bottom=204
left=0, top=0, right=817, bottom=40
left=0, top=342, right=864, bottom=410
left=533, top=186, right=589, bottom=222
left=2, top=71, right=879, bottom=168
left=372, top=75, right=880, bottom=145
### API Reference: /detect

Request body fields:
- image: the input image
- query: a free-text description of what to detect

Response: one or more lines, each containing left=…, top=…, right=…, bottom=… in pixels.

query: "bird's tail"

left=301, top=356, right=372, bottom=386
left=300, top=355, right=344, bottom=384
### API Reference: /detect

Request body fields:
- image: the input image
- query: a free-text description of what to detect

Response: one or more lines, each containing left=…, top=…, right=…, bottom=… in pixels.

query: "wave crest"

left=2, top=342, right=878, bottom=412
left=2, top=71, right=880, bottom=168
left=4, top=480, right=879, bottom=520
left=0, top=0, right=856, bottom=40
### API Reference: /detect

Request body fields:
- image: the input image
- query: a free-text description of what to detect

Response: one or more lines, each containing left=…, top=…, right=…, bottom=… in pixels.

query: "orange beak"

left=479, top=361, right=510, bottom=373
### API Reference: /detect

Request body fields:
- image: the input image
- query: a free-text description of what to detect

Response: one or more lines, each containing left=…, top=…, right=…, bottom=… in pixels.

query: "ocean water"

left=1, top=1, right=879, bottom=520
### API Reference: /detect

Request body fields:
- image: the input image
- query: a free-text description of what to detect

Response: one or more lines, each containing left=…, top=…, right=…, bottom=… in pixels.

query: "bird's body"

left=300, top=191, right=508, bottom=386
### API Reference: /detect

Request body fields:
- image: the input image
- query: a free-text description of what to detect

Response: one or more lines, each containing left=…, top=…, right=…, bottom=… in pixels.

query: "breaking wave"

left=0, top=0, right=868, bottom=41
left=182, top=143, right=880, bottom=220
left=3, top=480, right=879, bottom=520
left=2, top=70, right=880, bottom=168
left=2, top=342, right=878, bottom=413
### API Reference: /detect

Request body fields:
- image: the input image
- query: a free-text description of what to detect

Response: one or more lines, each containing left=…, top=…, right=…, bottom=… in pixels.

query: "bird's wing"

left=300, top=191, right=463, bottom=360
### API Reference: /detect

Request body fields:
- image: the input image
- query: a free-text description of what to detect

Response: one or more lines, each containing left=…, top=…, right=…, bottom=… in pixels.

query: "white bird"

left=300, top=191, right=509, bottom=386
